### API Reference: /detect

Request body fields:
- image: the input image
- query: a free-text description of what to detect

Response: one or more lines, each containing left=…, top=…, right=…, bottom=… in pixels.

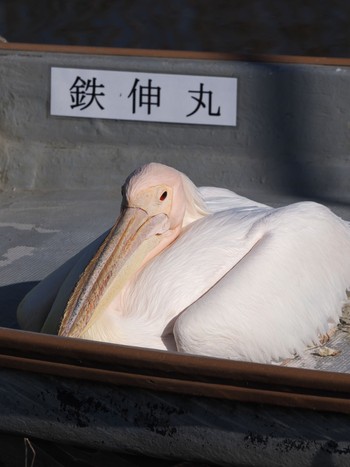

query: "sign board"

left=50, top=67, right=237, bottom=126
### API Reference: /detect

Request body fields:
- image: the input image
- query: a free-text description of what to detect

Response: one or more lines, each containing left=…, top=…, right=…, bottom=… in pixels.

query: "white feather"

left=83, top=186, right=350, bottom=363
left=17, top=167, right=350, bottom=364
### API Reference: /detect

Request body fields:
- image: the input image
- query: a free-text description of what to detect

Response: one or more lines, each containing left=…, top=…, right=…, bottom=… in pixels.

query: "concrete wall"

left=0, top=46, right=350, bottom=203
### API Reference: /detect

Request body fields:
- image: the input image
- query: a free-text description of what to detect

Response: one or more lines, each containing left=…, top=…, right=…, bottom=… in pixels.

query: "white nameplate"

left=50, top=67, right=237, bottom=126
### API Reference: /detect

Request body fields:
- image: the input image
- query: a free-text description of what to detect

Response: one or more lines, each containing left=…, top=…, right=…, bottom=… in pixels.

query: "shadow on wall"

left=249, top=60, right=350, bottom=205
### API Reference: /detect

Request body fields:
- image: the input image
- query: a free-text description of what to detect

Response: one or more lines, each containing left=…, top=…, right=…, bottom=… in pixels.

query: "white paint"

left=0, top=246, right=35, bottom=267
left=50, top=67, right=237, bottom=126
left=0, top=222, right=59, bottom=233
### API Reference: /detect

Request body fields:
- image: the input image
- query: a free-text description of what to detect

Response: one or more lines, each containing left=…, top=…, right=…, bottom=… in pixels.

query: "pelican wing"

left=173, top=202, right=350, bottom=363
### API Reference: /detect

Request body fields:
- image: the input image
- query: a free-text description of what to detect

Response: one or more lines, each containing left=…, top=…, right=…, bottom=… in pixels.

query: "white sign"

left=50, top=67, right=237, bottom=126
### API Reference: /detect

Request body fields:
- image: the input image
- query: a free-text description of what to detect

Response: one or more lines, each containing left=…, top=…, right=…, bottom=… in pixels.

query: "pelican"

left=17, top=162, right=350, bottom=363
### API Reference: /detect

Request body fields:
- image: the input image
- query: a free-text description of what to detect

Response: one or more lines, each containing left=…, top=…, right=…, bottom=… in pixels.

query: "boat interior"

left=1, top=42, right=350, bottom=412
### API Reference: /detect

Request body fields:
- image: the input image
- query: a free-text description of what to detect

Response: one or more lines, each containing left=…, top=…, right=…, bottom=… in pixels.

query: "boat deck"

left=1, top=188, right=350, bottom=372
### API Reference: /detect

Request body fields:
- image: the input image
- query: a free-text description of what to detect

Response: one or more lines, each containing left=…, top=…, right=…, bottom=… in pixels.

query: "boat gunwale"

left=1, top=41, right=350, bottom=67
left=0, top=326, right=349, bottom=415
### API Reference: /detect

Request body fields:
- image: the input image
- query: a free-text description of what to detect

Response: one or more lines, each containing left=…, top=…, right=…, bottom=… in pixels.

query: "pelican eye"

left=159, top=191, right=168, bottom=201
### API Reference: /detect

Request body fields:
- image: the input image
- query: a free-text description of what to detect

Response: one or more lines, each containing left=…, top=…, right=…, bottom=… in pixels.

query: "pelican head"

left=58, top=162, right=208, bottom=338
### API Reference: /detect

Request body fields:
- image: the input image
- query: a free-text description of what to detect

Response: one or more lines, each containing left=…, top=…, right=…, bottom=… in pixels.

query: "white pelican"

left=17, top=162, right=350, bottom=363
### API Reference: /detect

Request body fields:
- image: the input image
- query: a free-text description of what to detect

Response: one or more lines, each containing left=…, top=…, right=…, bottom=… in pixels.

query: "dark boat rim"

left=1, top=41, right=350, bottom=67
left=0, top=326, right=349, bottom=415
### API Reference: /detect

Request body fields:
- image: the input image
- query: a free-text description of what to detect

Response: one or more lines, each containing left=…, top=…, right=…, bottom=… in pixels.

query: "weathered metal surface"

left=0, top=326, right=349, bottom=416
left=0, top=366, right=350, bottom=466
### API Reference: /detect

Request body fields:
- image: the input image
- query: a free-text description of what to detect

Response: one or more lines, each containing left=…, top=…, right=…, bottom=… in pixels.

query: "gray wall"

left=0, top=47, right=350, bottom=203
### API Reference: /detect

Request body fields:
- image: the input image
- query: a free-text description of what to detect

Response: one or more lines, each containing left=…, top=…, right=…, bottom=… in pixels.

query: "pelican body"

left=17, top=163, right=350, bottom=363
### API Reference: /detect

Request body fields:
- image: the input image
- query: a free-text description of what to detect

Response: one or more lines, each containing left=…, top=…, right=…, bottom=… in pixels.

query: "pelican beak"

left=58, top=207, right=170, bottom=338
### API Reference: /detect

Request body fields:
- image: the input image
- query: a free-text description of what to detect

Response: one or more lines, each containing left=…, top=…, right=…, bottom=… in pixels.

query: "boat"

left=1, top=41, right=350, bottom=466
